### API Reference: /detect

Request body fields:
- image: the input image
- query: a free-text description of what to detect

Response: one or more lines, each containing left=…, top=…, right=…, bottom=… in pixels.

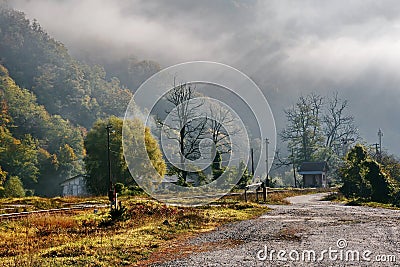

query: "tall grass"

left=0, top=197, right=271, bottom=266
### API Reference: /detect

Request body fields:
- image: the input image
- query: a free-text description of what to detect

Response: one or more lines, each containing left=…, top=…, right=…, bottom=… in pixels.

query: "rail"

left=0, top=204, right=108, bottom=221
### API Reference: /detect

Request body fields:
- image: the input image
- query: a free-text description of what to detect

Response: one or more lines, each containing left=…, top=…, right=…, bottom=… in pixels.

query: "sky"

left=9, top=0, right=400, bottom=155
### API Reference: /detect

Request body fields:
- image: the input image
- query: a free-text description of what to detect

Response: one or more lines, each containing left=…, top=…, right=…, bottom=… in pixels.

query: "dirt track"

left=153, top=193, right=400, bottom=266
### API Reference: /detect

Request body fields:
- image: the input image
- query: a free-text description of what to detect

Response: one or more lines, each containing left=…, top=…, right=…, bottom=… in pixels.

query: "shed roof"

left=60, top=174, right=87, bottom=186
left=298, top=161, right=329, bottom=173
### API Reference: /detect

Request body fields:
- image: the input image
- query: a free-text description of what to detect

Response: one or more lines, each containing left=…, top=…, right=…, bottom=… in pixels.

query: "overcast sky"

left=10, top=0, right=400, bottom=155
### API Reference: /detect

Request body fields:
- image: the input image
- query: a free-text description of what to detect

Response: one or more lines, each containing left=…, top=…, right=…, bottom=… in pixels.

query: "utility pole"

left=106, top=125, right=115, bottom=209
left=378, top=128, right=383, bottom=162
left=265, top=138, right=270, bottom=187
left=292, top=148, right=297, bottom=188
left=372, top=143, right=379, bottom=161
left=250, top=148, right=255, bottom=177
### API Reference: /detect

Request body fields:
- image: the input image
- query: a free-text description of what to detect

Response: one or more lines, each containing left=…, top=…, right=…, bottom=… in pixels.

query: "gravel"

left=152, top=193, right=400, bottom=266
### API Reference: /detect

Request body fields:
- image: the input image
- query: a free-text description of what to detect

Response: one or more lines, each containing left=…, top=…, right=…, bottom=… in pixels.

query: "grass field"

left=0, top=189, right=326, bottom=266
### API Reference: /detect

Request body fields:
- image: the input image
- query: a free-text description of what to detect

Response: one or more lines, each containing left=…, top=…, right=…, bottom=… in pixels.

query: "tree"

left=340, top=144, right=397, bottom=203
left=0, top=166, right=7, bottom=187
left=84, top=116, right=166, bottom=195
left=160, top=82, right=208, bottom=185
left=208, top=101, right=239, bottom=155
left=0, top=7, right=133, bottom=128
left=207, top=101, right=243, bottom=180
left=280, top=93, right=324, bottom=165
left=380, top=152, right=400, bottom=184
left=58, top=144, right=79, bottom=178
left=323, top=92, right=358, bottom=151
left=1, top=63, right=85, bottom=195
left=4, top=176, right=25, bottom=197
left=279, top=92, right=358, bottom=184
left=340, top=144, right=371, bottom=199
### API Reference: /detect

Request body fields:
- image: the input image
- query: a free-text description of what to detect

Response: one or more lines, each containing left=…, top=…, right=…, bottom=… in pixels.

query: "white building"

left=60, top=174, right=89, bottom=197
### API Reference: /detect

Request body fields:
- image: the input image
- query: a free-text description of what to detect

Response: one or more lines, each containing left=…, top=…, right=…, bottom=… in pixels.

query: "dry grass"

left=0, top=188, right=326, bottom=266
left=0, top=197, right=271, bottom=266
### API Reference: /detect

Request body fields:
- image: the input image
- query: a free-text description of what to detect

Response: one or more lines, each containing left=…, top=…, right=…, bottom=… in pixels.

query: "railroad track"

left=0, top=204, right=108, bottom=221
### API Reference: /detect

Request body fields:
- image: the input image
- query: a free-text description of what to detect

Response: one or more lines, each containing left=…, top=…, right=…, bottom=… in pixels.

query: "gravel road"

left=152, top=193, right=400, bottom=266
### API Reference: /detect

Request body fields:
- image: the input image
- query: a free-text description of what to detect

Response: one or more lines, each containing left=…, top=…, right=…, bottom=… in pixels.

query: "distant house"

left=298, top=162, right=329, bottom=188
left=60, top=174, right=89, bottom=197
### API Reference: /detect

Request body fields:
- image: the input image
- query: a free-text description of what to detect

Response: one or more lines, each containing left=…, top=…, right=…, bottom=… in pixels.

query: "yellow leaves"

left=12, top=138, right=21, bottom=145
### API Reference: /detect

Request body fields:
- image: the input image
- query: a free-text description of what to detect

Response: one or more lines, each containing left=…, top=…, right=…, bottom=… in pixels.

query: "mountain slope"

left=0, top=6, right=133, bottom=128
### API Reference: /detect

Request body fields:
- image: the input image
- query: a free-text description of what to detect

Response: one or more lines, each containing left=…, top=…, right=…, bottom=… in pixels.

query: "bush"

left=4, top=176, right=25, bottom=197
left=25, top=189, right=35, bottom=196
left=109, top=202, right=128, bottom=222
left=393, top=191, right=400, bottom=207
left=125, top=185, right=144, bottom=196
left=114, top=183, right=125, bottom=194
left=99, top=202, right=128, bottom=227
left=340, top=144, right=398, bottom=204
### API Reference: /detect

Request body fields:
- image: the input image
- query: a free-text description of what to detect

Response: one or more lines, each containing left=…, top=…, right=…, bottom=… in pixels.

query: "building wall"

left=61, top=176, right=88, bottom=196
left=303, top=173, right=327, bottom=188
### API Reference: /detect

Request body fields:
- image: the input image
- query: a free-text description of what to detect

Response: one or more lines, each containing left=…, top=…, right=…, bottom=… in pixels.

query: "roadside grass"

left=322, top=191, right=400, bottom=210
left=0, top=188, right=328, bottom=266
left=0, top=197, right=271, bottom=266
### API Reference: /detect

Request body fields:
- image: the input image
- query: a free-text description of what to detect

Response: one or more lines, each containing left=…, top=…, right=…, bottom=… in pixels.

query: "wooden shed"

left=60, top=174, right=89, bottom=197
left=298, top=162, right=329, bottom=188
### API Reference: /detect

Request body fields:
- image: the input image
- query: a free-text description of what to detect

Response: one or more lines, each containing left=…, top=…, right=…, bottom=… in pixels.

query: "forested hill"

left=0, top=64, right=84, bottom=196
left=0, top=5, right=158, bottom=196
left=0, top=6, right=135, bottom=129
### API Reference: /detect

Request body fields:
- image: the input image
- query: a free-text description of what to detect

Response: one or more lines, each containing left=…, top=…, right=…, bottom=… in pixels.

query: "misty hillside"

left=0, top=6, right=157, bottom=196
left=0, top=64, right=84, bottom=196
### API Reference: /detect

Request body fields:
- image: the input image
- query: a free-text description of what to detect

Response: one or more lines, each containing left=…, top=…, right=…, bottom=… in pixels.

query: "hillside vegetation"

left=0, top=5, right=156, bottom=196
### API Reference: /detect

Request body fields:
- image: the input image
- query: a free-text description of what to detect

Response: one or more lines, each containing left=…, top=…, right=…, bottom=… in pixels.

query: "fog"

left=10, top=0, right=400, bottom=154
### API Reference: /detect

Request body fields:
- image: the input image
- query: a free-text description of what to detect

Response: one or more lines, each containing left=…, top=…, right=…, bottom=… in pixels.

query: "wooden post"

left=244, top=189, right=247, bottom=202
left=256, top=187, right=259, bottom=202
left=262, top=182, right=267, bottom=202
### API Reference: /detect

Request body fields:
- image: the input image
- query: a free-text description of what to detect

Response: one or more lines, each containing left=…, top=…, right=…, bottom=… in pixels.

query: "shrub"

left=125, top=185, right=144, bottom=196
left=25, top=189, right=34, bottom=197
left=109, top=202, right=128, bottom=222
left=114, top=182, right=125, bottom=194
left=393, top=191, right=400, bottom=207
left=340, top=144, right=398, bottom=204
left=4, top=176, right=25, bottom=197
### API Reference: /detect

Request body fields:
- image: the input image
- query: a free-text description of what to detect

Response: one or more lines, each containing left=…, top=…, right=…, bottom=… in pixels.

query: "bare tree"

left=208, top=101, right=244, bottom=152
left=323, top=92, right=358, bottom=154
left=206, top=101, right=244, bottom=179
left=160, top=82, right=208, bottom=185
